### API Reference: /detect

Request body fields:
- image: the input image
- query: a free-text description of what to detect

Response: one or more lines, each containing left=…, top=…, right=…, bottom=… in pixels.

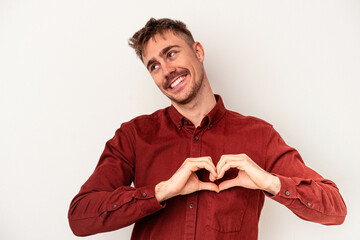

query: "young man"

left=68, top=18, right=346, bottom=239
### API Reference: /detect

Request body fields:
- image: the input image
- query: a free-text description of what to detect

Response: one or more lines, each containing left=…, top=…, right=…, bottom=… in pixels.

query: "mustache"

left=164, top=68, right=190, bottom=88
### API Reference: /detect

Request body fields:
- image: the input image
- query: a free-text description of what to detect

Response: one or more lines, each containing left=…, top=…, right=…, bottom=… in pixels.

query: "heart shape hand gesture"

left=155, top=154, right=281, bottom=203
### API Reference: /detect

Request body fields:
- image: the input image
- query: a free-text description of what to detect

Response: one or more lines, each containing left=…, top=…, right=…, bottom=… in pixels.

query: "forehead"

left=142, top=31, right=188, bottom=60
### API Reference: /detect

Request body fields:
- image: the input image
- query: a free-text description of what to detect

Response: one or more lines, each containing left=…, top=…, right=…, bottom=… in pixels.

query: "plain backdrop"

left=1, top=0, right=359, bottom=239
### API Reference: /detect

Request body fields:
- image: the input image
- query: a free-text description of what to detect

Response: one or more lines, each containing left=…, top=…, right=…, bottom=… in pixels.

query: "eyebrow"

left=146, top=45, right=180, bottom=70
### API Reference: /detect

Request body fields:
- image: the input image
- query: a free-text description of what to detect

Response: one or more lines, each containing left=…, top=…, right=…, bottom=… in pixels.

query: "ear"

left=192, top=42, right=205, bottom=62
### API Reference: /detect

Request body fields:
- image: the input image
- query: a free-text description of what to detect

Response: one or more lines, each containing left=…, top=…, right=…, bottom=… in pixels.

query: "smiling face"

left=142, top=31, right=205, bottom=105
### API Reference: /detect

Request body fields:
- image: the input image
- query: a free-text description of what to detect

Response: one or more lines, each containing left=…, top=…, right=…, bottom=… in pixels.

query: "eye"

left=150, top=64, right=159, bottom=72
left=167, top=51, right=176, bottom=58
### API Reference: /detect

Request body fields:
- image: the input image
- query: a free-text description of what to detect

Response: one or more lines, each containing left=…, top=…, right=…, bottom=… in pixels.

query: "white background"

left=1, top=0, right=359, bottom=239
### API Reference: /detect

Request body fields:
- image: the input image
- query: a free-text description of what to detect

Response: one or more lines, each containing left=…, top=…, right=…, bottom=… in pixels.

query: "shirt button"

left=307, top=202, right=311, bottom=207
left=285, top=190, right=290, bottom=196
left=113, top=204, right=117, bottom=208
left=194, top=136, right=199, bottom=141
left=142, top=192, right=147, bottom=198
left=209, top=123, right=213, bottom=128
left=189, top=204, right=194, bottom=209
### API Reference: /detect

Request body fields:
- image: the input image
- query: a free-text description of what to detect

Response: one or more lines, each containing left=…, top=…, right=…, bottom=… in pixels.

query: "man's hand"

left=216, top=154, right=281, bottom=195
left=155, top=154, right=280, bottom=203
left=155, top=156, right=219, bottom=203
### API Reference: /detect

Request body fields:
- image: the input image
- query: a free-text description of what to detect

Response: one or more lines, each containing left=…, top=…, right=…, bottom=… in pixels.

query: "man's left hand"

left=216, top=154, right=281, bottom=195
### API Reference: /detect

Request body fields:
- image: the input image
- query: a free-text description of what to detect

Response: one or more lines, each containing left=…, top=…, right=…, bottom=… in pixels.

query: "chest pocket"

left=205, top=169, right=252, bottom=233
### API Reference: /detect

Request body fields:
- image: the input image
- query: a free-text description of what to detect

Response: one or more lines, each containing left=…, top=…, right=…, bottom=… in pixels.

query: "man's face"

left=142, top=31, right=205, bottom=105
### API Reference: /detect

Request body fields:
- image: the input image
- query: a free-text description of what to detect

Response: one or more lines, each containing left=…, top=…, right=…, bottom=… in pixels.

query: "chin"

left=171, top=93, right=197, bottom=105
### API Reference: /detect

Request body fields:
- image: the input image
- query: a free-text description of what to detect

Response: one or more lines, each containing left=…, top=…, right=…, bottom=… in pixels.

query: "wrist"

left=155, top=181, right=171, bottom=203
left=265, top=175, right=281, bottom=195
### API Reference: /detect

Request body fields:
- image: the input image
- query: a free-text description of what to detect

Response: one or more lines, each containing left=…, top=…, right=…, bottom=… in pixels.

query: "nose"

left=162, top=62, right=176, bottom=78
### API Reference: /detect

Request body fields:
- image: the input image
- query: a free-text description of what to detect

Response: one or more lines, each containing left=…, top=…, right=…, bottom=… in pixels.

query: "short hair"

left=128, top=18, right=195, bottom=61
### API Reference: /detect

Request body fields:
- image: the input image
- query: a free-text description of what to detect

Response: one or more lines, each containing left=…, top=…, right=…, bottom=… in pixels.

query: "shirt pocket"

left=206, top=171, right=251, bottom=232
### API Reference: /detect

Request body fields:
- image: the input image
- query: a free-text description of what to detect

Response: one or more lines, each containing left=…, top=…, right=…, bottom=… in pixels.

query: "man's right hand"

left=155, top=156, right=219, bottom=203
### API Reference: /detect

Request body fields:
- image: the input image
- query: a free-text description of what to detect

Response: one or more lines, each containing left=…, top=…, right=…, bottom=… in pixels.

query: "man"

left=68, top=18, right=346, bottom=239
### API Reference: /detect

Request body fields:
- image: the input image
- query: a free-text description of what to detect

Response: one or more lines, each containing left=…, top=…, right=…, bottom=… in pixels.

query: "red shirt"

left=68, top=95, right=346, bottom=240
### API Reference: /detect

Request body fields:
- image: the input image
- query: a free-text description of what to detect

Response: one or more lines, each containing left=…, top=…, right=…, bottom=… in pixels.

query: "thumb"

left=199, top=181, right=219, bottom=193
left=218, top=179, right=238, bottom=192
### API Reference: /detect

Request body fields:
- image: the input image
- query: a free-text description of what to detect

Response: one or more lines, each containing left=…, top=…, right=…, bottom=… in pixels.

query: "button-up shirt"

left=68, top=95, right=346, bottom=240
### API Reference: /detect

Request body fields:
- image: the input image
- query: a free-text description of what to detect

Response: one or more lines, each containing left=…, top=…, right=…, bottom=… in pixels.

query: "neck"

left=172, top=77, right=216, bottom=128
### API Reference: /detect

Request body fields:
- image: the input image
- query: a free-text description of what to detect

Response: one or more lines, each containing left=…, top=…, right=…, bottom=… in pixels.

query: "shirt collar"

left=168, top=94, right=227, bottom=129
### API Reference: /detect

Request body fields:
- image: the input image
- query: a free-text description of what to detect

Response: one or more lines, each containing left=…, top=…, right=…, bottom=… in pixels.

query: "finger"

left=209, top=172, right=220, bottom=182
left=216, top=155, right=227, bottom=176
left=209, top=172, right=215, bottom=182
left=200, top=162, right=218, bottom=179
left=187, top=156, right=216, bottom=169
left=199, top=181, right=219, bottom=193
left=189, top=160, right=217, bottom=178
left=216, top=155, right=238, bottom=178
left=185, top=157, right=217, bottom=180
left=218, top=179, right=239, bottom=192
left=217, top=160, right=242, bottom=179
left=217, top=162, right=231, bottom=179
left=200, top=156, right=217, bottom=178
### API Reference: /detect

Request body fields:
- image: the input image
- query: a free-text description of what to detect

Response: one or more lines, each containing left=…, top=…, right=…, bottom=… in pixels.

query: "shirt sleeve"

left=263, top=126, right=347, bottom=225
left=68, top=123, right=165, bottom=236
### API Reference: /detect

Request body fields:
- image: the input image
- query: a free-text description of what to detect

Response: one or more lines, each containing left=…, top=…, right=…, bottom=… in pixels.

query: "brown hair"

left=128, top=18, right=195, bottom=61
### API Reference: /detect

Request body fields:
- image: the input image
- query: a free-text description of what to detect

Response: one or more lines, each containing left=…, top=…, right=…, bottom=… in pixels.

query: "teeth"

left=170, top=75, right=186, bottom=88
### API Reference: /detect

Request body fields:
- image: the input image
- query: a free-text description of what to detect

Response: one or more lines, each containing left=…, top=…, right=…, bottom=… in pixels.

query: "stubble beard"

left=167, top=68, right=204, bottom=106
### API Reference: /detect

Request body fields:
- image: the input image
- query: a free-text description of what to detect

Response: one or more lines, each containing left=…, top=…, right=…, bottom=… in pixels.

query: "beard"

left=164, top=67, right=204, bottom=105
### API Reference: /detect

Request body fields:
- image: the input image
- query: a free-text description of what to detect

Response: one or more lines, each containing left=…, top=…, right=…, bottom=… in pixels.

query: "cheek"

left=152, top=75, right=163, bottom=88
